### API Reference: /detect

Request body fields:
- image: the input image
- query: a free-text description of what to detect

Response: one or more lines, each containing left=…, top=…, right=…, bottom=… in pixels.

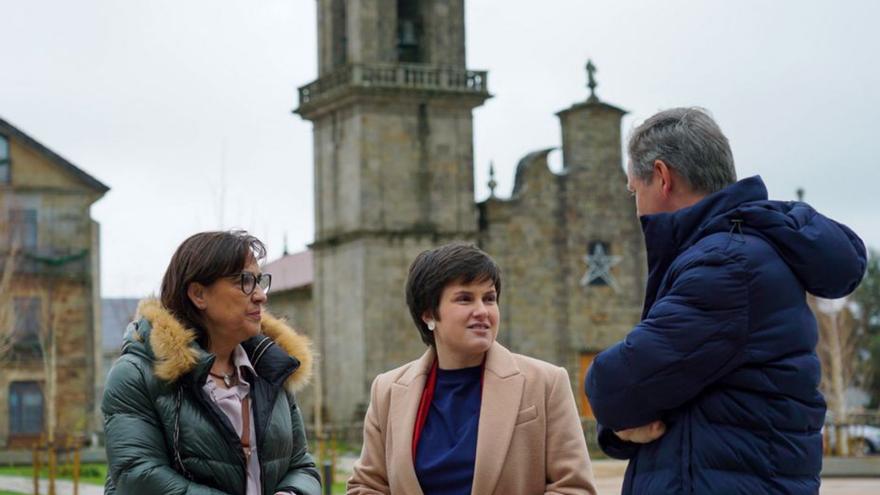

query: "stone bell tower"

left=296, top=0, right=491, bottom=428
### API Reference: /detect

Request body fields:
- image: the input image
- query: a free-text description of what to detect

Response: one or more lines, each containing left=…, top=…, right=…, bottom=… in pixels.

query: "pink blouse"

left=202, top=345, right=294, bottom=495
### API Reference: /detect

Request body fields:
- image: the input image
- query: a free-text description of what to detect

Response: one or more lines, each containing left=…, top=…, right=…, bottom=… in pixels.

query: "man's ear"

left=653, top=159, right=674, bottom=197
left=187, top=282, right=208, bottom=310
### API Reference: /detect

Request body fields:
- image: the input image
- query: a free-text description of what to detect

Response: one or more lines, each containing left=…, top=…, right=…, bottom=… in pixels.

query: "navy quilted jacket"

left=585, top=176, right=866, bottom=494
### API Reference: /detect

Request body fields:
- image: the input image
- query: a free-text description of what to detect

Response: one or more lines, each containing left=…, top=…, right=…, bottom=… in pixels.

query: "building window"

left=397, top=0, right=423, bottom=63
left=9, top=209, right=37, bottom=250
left=580, top=240, right=623, bottom=292
left=8, top=381, right=44, bottom=436
left=12, top=297, right=42, bottom=357
left=0, top=134, right=9, bottom=184
left=331, top=0, right=348, bottom=67
left=587, top=241, right=610, bottom=286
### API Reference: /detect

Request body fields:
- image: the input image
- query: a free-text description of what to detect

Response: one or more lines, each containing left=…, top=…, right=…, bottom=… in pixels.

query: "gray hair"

left=628, top=107, right=736, bottom=194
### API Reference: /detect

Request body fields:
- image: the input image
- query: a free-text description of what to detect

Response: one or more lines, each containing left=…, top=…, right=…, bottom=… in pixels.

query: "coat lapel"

left=472, top=342, right=524, bottom=495
left=388, top=348, right=434, bottom=495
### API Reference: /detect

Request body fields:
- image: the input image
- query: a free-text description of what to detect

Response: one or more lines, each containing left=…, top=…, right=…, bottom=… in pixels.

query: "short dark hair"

left=628, top=107, right=736, bottom=194
left=160, top=230, right=266, bottom=339
left=405, top=243, right=502, bottom=346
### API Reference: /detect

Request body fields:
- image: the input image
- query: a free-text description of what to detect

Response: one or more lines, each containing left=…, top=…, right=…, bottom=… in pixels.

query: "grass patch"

left=0, top=463, right=106, bottom=486
left=310, top=439, right=361, bottom=458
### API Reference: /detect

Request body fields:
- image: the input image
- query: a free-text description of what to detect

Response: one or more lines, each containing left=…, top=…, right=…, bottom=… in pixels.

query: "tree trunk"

left=828, top=313, right=849, bottom=456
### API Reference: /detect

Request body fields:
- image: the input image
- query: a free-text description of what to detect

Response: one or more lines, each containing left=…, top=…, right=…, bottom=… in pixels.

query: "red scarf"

left=412, top=359, right=439, bottom=458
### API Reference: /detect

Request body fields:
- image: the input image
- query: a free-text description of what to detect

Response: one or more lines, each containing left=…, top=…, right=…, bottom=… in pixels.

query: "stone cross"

left=586, top=59, right=598, bottom=101
left=488, top=160, right=498, bottom=198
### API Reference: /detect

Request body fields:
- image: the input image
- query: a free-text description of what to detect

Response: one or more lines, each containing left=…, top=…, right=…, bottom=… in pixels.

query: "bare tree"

left=853, top=250, right=880, bottom=407
left=38, top=288, right=63, bottom=446
left=0, top=215, right=20, bottom=363
left=811, top=295, right=860, bottom=455
left=2, top=203, right=63, bottom=446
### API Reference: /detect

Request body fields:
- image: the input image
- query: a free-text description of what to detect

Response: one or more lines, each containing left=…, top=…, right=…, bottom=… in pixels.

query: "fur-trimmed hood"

left=123, top=298, right=313, bottom=393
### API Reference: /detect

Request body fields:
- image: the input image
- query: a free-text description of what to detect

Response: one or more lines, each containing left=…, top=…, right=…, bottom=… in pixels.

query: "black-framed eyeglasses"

left=234, top=272, right=271, bottom=295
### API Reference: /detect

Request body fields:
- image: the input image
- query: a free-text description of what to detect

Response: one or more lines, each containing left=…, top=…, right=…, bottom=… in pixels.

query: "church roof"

left=264, top=249, right=314, bottom=292
left=0, top=116, right=110, bottom=193
left=102, top=298, right=140, bottom=353
left=556, top=99, right=627, bottom=118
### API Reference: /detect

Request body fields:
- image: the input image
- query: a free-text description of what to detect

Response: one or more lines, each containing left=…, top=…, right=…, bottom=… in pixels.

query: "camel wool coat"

left=348, top=341, right=597, bottom=495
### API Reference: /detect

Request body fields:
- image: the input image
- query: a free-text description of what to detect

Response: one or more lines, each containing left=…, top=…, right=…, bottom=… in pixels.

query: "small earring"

left=427, top=320, right=436, bottom=331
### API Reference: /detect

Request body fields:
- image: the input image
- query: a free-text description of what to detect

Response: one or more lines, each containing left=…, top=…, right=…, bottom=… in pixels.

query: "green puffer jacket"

left=102, top=299, right=321, bottom=495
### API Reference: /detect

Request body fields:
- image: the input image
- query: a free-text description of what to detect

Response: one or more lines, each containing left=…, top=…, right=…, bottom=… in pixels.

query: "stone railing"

left=298, top=63, right=489, bottom=106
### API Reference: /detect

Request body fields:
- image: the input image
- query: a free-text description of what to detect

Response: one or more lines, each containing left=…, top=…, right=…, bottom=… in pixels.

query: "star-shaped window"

left=580, top=241, right=622, bottom=292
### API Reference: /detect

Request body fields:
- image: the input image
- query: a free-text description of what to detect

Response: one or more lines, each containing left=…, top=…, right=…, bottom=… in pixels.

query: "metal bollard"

left=32, top=444, right=40, bottom=495
left=322, top=460, right=333, bottom=495
left=48, top=444, right=57, bottom=495
left=73, top=446, right=81, bottom=495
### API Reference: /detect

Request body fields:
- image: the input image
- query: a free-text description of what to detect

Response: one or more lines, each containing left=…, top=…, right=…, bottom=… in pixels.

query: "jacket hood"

left=642, top=175, right=867, bottom=300
left=122, top=298, right=314, bottom=393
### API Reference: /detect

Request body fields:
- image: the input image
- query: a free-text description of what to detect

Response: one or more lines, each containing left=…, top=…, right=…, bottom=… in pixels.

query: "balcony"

left=297, top=63, right=490, bottom=116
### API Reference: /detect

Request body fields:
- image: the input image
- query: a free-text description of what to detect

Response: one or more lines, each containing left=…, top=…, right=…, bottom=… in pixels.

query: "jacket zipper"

left=252, top=337, right=274, bottom=368
left=682, top=410, right=693, bottom=493
left=192, top=382, right=249, bottom=481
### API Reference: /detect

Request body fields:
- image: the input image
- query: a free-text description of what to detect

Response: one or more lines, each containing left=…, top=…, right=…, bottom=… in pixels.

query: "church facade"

left=277, top=0, right=646, bottom=435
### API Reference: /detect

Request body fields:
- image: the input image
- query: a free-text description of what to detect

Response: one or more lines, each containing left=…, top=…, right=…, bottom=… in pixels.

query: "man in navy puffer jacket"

left=585, top=107, right=866, bottom=494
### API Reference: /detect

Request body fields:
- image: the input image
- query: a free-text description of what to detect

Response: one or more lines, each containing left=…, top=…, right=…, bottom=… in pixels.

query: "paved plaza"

left=1, top=460, right=878, bottom=494
left=590, top=460, right=880, bottom=494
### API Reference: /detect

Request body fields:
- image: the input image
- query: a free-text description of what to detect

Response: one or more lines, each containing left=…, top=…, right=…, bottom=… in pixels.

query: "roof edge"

left=0, top=116, right=110, bottom=194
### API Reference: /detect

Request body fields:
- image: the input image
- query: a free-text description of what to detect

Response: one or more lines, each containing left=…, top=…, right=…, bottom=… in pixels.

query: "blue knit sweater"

left=415, top=365, right=482, bottom=495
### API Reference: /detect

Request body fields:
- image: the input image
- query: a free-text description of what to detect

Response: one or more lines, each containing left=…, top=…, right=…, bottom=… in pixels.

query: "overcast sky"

left=2, top=0, right=878, bottom=297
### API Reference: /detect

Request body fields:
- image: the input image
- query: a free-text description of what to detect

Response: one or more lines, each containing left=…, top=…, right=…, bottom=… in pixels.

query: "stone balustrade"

left=298, top=63, right=489, bottom=107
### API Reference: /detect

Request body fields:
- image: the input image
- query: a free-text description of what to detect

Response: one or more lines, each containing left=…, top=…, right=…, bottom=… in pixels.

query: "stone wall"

left=266, top=286, right=317, bottom=425
left=312, top=99, right=478, bottom=239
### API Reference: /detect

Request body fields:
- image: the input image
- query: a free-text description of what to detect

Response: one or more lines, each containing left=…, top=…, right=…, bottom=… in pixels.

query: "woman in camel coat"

left=348, top=243, right=596, bottom=495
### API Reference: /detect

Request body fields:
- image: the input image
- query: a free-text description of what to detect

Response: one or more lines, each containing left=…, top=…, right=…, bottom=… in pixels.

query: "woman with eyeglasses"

left=347, top=243, right=597, bottom=495
left=103, top=230, right=321, bottom=495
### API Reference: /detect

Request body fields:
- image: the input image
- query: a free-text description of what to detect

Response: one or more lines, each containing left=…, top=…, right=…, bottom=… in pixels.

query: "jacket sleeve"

left=543, top=367, right=598, bottom=495
left=273, top=391, right=322, bottom=495
left=347, top=375, right=390, bottom=494
left=102, top=357, right=229, bottom=495
left=595, top=423, right=639, bottom=460
left=585, top=250, right=750, bottom=431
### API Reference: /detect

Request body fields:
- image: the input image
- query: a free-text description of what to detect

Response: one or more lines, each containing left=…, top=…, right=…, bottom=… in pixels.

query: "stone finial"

left=488, top=161, right=498, bottom=198
left=586, top=59, right=599, bottom=102
left=796, top=187, right=805, bottom=202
